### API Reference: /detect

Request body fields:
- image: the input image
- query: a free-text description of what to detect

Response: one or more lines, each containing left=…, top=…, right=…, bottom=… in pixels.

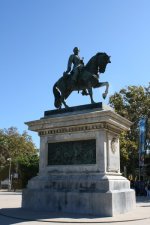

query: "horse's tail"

left=53, top=83, right=62, bottom=108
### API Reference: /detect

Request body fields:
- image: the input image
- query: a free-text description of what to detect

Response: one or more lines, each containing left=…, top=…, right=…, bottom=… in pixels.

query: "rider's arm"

left=80, top=57, right=84, bottom=65
left=66, top=55, right=73, bottom=73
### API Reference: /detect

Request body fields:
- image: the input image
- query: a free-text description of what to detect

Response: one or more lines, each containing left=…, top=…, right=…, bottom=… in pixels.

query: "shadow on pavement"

left=0, top=206, right=150, bottom=224
left=0, top=196, right=150, bottom=224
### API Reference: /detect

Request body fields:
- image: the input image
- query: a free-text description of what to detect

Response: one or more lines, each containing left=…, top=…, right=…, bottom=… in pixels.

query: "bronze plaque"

left=48, top=139, right=96, bottom=165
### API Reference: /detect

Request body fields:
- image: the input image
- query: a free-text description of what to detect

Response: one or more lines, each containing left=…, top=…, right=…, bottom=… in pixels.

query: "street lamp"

left=7, top=158, right=12, bottom=191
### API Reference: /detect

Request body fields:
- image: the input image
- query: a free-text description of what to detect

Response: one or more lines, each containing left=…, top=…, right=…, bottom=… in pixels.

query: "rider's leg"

left=72, top=68, right=79, bottom=82
left=72, top=65, right=83, bottom=82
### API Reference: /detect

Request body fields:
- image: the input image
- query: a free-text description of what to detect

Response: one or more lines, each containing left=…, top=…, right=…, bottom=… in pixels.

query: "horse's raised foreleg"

left=102, top=82, right=109, bottom=99
left=88, top=87, right=95, bottom=104
left=95, top=82, right=109, bottom=99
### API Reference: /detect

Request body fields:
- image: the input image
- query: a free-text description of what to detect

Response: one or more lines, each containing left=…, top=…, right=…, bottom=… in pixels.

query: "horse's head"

left=96, top=52, right=111, bottom=73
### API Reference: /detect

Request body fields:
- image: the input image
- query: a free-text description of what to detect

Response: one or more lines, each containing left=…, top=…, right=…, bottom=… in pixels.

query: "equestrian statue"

left=53, top=47, right=111, bottom=109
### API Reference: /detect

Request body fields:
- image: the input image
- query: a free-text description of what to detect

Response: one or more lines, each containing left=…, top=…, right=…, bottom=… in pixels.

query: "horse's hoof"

left=82, top=90, right=88, bottom=96
left=102, top=93, right=107, bottom=99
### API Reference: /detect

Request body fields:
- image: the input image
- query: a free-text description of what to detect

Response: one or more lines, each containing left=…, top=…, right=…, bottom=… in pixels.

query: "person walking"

left=147, top=183, right=150, bottom=197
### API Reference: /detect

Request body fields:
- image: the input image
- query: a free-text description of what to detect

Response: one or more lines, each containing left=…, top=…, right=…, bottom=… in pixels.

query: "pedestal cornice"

left=25, top=104, right=132, bottom=135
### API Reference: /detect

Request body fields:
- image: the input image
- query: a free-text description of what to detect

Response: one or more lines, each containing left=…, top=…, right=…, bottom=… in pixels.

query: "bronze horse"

left=53, top=52, right=111, bottom=109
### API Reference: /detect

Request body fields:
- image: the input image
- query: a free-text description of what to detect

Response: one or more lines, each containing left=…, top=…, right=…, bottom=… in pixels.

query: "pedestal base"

left=23, top=190, right=135, bottom=217
left=22, top=175, right=135, bottom=217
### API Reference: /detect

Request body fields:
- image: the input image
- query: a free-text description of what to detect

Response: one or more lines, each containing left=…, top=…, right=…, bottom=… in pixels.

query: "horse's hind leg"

left=61, top=97, right=69, bottom=109
left=62, top=100, right=69, bottom=109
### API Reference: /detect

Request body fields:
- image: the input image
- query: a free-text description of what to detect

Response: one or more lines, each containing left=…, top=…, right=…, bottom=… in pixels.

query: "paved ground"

left=0, top=190, right=150, bottom=225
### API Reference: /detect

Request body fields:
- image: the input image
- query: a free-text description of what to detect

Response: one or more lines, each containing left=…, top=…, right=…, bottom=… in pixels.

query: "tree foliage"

left=0, top=127, right=39, bottom=187
left=17, top=154, right=39, bottom=187
left=109, top=83, right=150, bottom=176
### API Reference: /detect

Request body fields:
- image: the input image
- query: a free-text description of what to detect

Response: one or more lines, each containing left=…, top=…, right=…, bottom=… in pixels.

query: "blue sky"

left=0, top=0, right=149, bottom=148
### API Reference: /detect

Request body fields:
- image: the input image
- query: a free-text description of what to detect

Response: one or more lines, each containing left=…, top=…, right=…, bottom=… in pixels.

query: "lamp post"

left=7, top=158, right=12, bottom=191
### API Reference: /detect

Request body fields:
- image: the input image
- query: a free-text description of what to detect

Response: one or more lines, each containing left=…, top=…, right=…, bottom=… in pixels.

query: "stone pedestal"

left=22, top=103, right=135, bottom=216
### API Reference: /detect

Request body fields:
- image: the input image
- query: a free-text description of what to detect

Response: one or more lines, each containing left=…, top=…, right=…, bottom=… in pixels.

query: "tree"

left=0, top=127, right=39, bottom=188
left=109, top=83, right=150, bottom=177
left=17, top=154, right=39, bottom=188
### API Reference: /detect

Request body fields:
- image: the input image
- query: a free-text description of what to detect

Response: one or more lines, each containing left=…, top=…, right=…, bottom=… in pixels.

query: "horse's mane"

left=85, top=52, right=105, bottom=69
left=85, top=52, right=107, bottom=67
